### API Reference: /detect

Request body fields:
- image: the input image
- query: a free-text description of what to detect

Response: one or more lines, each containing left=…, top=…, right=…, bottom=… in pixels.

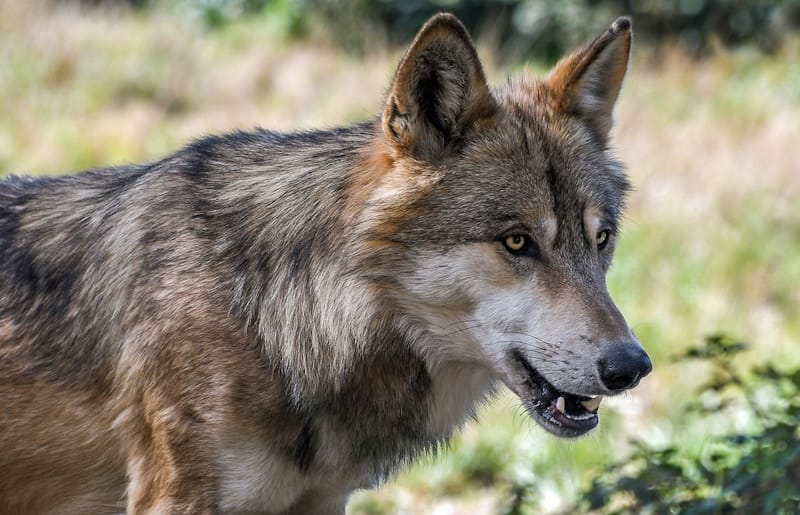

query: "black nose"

left=598, top=344, right=652, bottom=392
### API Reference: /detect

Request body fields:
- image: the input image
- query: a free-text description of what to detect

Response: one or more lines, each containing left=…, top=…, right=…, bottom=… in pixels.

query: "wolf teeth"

left=555, top=396, right=565, bottom=413
left=580, top=396, right=602, bottom=412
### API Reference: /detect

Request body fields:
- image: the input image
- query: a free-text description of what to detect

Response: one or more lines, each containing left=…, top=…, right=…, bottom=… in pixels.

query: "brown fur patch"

left=344, top=128, right=394, bottom=217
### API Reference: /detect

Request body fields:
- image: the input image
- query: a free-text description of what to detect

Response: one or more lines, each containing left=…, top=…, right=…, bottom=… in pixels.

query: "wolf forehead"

left=394, top=87, right=631, bottom=240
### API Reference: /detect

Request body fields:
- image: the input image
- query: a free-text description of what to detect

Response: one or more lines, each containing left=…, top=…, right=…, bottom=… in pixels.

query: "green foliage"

left=163, top=0, right=799, bottom=61
left=92, top=1, right=800, bottom=60
left=574, top=335, right=800, bottom=514
left=171, top=0, right=309, bottom=36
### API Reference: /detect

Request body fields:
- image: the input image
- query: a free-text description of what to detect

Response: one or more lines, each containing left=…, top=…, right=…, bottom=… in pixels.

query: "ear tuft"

left=546, top=17, right=632, bottom=144
left=610, top=16, right=631, bottom=34
left=382, top=13, right=495, bottom=160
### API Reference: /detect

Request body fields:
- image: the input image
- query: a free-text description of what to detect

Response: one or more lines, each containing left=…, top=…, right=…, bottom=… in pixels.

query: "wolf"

left=0, top=13, right=651, bottom=514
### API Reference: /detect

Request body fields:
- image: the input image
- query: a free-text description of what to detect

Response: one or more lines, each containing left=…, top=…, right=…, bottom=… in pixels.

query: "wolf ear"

left=382, top=13, right=496, bottom=160
left=546, top=17, right=632, bottom=144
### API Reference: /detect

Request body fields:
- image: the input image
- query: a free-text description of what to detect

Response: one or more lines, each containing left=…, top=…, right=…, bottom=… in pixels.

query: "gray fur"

left=0, top=13, right=649, bottom=514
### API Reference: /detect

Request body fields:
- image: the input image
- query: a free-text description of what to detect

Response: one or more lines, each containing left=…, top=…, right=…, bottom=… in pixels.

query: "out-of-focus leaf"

left=573, top=335, right=800, bottom=514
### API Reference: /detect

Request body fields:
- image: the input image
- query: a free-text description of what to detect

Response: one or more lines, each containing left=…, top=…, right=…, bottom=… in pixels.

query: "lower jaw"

left=529, top=404, right=598, bottom=438
left=509, top=351, right=600, bottom=438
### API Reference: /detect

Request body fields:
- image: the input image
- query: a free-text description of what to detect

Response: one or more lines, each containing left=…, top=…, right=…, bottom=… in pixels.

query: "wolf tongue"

left=580, top=396, right=602, bottom=412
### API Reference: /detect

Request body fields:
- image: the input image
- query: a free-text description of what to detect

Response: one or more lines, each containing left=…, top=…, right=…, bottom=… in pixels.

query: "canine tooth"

left=556, top=396, right=565, bottom=413
left=580, top=396, right=602, bottom=412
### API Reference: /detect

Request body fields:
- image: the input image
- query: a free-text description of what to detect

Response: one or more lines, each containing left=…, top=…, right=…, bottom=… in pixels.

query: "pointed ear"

left=382, top=13, right=496, bottom=160
left=546, top=17, right=632, bottom=144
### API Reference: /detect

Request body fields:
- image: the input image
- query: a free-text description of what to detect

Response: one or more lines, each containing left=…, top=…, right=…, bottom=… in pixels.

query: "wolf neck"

left=197, top=122, right=379, bottom=396
left=197, top=121, right=494, bottom=474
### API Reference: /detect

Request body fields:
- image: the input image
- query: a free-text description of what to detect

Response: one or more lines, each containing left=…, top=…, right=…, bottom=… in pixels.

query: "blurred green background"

left=1, top=0, right=798, bottom=513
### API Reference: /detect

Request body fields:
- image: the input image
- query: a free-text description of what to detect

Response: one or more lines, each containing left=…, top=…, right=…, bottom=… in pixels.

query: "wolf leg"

left=124, top=395, right=220, bottom=514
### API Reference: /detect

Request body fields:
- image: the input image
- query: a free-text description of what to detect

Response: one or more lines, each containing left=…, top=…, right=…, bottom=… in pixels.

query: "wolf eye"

left=503, top=234, right=530, bottom=254
left=596, top=230, right=611, bottom=250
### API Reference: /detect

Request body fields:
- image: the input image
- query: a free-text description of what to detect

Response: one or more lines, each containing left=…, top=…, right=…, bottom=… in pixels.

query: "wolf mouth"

left=513, top=351, right=601, bottom=438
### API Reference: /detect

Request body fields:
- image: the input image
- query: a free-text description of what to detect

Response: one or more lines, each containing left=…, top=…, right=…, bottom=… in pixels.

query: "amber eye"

left=504, top=234, right=528, bottom=252
left=596, top=230, right=610, bottom=250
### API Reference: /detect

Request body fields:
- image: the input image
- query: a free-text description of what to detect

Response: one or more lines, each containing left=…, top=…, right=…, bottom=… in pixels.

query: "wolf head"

left=358, top=14, right=651, bottom=438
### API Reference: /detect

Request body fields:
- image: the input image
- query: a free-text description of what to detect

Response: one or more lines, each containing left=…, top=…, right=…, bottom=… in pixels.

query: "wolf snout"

left=598, top=343, right=652, bottom=392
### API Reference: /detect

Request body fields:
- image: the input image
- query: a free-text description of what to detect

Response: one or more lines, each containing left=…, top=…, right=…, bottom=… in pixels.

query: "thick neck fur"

left=184, top=123, right=388, bottom=399
left=180, top=122, right=493, bottom=475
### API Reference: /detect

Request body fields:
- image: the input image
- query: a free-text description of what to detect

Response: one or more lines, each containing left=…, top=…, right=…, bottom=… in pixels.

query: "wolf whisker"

left=493, top=341, right=556, bottom=362
left=501, top=330, right=559, bottom=349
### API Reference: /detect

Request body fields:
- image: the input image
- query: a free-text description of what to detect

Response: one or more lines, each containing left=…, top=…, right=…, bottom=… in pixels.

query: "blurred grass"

left=1, top=1, right=799, bottom=513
